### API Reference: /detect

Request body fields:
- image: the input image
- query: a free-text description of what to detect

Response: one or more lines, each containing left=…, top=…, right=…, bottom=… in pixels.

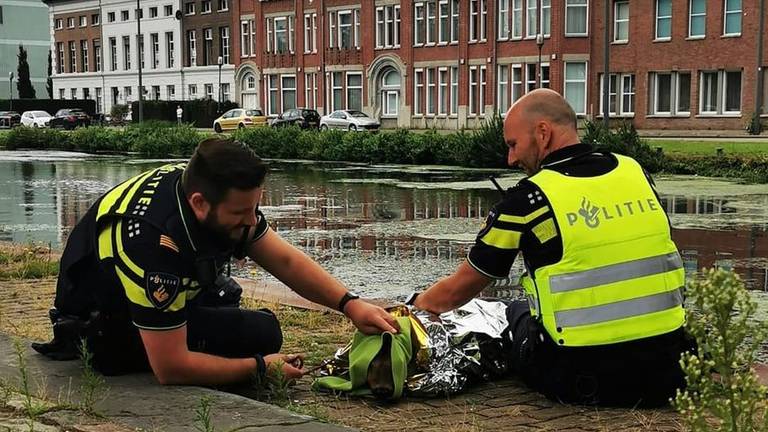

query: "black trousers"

left=89, top=306, right=283, bottom=376
left=503, top=300, right=693, bottom=407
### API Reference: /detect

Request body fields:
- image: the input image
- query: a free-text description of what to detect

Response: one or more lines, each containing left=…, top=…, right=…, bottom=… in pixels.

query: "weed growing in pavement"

left=674, top=269, right=768, bottom=431
left=194, top=395, right=215, bottom=432
left=13, top=338, right=48, bottom=428
left=78, top=338, right=107, bottom=416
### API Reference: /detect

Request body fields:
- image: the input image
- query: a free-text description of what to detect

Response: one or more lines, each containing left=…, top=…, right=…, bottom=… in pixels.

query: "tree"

left=46, top=50, right=53, bottom=99
left=16, top=45, right=36, bottom=99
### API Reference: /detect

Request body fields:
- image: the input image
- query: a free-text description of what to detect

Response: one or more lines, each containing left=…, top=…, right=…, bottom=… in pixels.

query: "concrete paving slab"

left=0, top=333, right=354, bottom=432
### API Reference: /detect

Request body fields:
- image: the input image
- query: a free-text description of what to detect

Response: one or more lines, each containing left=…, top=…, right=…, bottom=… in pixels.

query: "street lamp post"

left=217, top=56, right=223, bottom=114
left=8, top=72, right=14, bottom=111
left=536, top=34, right=544, bottom=88
left=136, top=0, right=144, bottom=124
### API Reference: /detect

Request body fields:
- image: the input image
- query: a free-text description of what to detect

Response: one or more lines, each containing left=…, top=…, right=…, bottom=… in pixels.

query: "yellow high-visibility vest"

left=520, top=154, right=685, bottom=347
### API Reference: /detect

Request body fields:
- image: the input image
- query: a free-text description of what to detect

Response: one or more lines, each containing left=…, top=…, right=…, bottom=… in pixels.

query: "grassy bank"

left=2, top=120, right=768, bottom=182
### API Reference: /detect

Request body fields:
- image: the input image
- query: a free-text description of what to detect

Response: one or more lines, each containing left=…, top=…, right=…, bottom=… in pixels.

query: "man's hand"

left=264, top=353, right=306, bottom=380
left=344, top=300, right=399, bottom=334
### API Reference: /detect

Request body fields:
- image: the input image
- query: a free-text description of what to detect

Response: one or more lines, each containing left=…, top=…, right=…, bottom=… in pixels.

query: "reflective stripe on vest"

left=521, top=154, right=685, bottom=347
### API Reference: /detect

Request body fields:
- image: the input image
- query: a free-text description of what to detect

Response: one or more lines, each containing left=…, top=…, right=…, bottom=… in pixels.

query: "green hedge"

left=2, top=118, right=768, bottom=182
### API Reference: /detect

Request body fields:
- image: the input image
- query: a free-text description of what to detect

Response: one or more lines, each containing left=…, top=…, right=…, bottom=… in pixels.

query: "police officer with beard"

left=413, top=89, right=693, bottom=407
left=34, top=138, right=398, bottom=385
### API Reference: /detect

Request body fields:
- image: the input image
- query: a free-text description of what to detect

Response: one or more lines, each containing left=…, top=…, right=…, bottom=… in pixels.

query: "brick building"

left=232, top=0, right=767, bottom=130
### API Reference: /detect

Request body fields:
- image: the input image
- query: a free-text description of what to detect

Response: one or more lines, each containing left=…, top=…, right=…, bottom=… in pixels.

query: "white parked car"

left=20, top=110, right=53, bottom=128
left=319, top=110, right=380, bottom=132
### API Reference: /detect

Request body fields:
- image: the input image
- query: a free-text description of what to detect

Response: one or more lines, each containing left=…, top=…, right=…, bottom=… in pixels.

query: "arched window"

left=380, top=68, right=400, bottom=117
left=243, top=73, right=256, bottom=91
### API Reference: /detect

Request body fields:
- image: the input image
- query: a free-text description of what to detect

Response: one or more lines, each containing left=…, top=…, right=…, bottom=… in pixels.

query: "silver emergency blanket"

left=317, top=298, right=510, bottom=396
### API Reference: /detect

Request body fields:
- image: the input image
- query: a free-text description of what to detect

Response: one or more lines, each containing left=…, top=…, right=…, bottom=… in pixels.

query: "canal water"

left=2, top=150, right=768, bottom=303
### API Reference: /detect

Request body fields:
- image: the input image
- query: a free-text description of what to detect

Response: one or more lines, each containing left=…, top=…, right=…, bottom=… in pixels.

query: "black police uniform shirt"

left=468, top=143, right=663, bottom=283
left=104, top=180, right=269, bottom=331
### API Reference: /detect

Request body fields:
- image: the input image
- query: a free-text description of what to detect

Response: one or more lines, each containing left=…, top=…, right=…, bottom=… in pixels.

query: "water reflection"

left=1, top=151, right=768, bottom=298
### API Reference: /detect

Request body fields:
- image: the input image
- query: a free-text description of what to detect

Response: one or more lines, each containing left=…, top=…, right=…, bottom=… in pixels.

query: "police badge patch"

left=146, top=272, right=181, bottom=310
left=477, top=208, right=498, bottom=239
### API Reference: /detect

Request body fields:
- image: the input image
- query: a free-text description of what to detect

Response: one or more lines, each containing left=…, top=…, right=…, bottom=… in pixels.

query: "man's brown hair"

left=182, top=138, right=267, bottom=206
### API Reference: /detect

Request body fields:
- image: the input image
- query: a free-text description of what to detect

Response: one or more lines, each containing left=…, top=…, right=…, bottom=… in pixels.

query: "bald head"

left=502, top=89, right=581, bottom=175
left=505, top=88, right=577, bottom=132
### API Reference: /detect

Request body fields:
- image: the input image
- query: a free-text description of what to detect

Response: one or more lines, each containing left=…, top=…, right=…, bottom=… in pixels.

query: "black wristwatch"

left=338, top=291, right=360, bottom=313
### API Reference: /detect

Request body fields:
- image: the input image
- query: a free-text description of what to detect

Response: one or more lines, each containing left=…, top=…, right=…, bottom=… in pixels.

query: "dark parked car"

left=50, top=109, right=91, bottom=130
left=270, top=108, right=320, bottom=129
left=0, top=111, right=21, bottom=129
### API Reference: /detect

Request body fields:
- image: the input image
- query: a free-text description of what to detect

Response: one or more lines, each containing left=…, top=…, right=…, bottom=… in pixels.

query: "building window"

left=304, top=14, right=317, bottom=53
left=305, top=73, right=317, bottom=109
left=71, top=88, right=77, bottom=99
left=380, top=70, right=400, bottom=117
left=83, top=88, right=90, bottom=99
left=414, top=3, right=425, bottom=45
left=121, top=10, right=129, bottom=21
left=184, top=3, right=194, bottom=15
left=565, top=0, right=588, bottom=36
left=242, top=20, right=252, bottom=57
left=414, top=69, right=424, bottom=116
left=376, top=5, right=400, bottom=48
left=59, top=88, right=65, bottom=99
left=724, top=0, right=741, bottom=35
left=218, top=0, right=228, bottom=11
left=136, top=9, right=142, bottom=19
left=201, top=0, right=211, bottom=13
left=469, top=65, right=486, bottom=116
left=203, top=28, right=213, bottom=65
left=280, top=75, right=295, bottom=109
left=107, top=12, right=115, bottom=22
left=648, top=71, right=691, bottom=115
left=222, top=83, right=230, bottom=101
left=205, top=83, right=214, bottom=99
left=498, top=64, right=509, bottom=113
left=267, top=75, right=278, bottom=114
left=526, top=0, right=550, bottom=37
left=57, top=42, right=65, bottom=74
left=331, top=72, right=343, bottom=111
left=164, top=5, right=173, bottom=16
left=80, top=40, right=88, bottom=72
left=95, top=88, right=102, bottom=112
left=699, top=70, right=741, bottom=114
left=689, top=0, right=706, bottom=37
left=152, top=85, right=160, bottom=101
left=123, top=86, right=132, bottom=102
left=149, top=7, right=157, bottom=18
left=79, top=15, right=86, bottom=27
left=55, top=18, right=63, bottom=29
left=166, top=32, right=174, bottom=68
left=439, top=0, right=450, bottom=43
left=426, top=1, right=436, bottom=44
left=138, top=35, right=145, bottom=69
left=426, top=69, right=436, bottom=115
left=511, top=0, right=522, bottom=38
left=655, top=0, right=672, bottom=40
left=438, top=67, right=449, bottom=115
left=219, top=27, right=229, bottom=63
left=187, top=31, right=196, bottom=66
left=167, top=85, right=175, bottom=100
left=69, top=41, right=77, bottom=73
left=267, top=16, right=294, bottom=53
left=67, top=17, right=74, bottom=28
left=526, top=63, right=548, bottom=92
left=614, top=1, right=629, bottom=42
left=188, top=84, right=197, bottom=99
left=93, top=39, right=101, bottom=72
left=91, top=13, right=99, bottom=25
left=151, top=33, right=159, bottom=68
left=347, top=72, right=362, bottom=111
left=469, top=0, right=487, bottom=42
left=564, top=62, right=587, bottom=115
left=512, top=65, right=523, bottom=104
left=109, top=38, right=117, bottom=71
left=329, top=10, right=359, bottom=49
left=498, top=0, right=509, bottom=39
left=123, top=36, right=131, bottom=70
left=599, top=73, right=636, bottom=116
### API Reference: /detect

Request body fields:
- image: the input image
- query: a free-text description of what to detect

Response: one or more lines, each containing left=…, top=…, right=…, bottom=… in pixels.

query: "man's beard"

left=202, top=211, right=241, bottom=249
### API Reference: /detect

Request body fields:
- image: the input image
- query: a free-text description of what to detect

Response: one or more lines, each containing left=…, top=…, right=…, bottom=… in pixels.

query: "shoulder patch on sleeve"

left=477, top=208, right=499, bottom=239
left=159, top=235, right=180, bottom=253
left=146, top=272, right=181, bottom=310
